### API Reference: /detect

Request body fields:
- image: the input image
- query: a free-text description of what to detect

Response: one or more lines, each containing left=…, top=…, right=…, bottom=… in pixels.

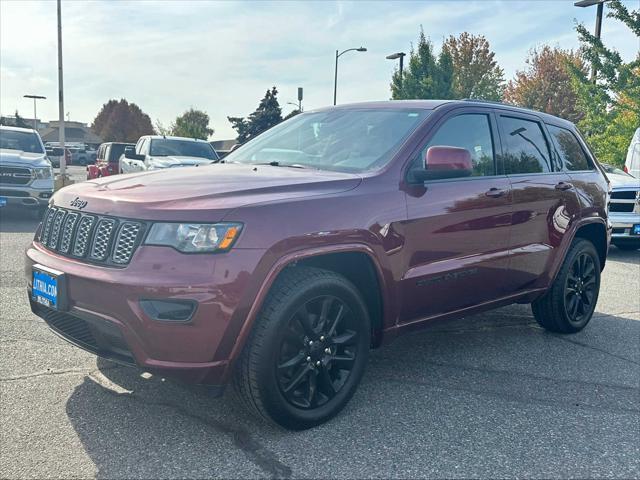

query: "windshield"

left=0, top=129, right=44, bottom=154
left=223, top=108, right=430, bottom=173
left=149, top=139, right=218, bottom=160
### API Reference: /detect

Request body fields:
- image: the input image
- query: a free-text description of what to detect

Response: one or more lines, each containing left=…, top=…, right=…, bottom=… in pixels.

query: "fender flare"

left=224, top=243, right=391, bottom=369
left=548, top=216, right=609, bottom=286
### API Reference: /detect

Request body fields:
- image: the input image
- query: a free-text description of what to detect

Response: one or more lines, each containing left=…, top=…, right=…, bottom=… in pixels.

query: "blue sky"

left=1, top=0, right=638, bottom=139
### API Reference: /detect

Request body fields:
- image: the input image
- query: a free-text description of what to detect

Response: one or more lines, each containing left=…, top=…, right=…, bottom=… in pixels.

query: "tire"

left=532, top=238, right=601, bottom=333
left=233, top=266, right=370, bottom=430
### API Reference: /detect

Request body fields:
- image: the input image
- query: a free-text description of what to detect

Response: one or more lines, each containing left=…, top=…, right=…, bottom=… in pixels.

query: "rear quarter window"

left=547, top=124, right=594, bottom=171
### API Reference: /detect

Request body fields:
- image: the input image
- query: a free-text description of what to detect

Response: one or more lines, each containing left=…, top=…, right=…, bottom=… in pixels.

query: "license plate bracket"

left=31, top=264, right=67, bottom=311
left=0, top=196, right=7, bottom=208
left=633, top=224, right=640, bottom=236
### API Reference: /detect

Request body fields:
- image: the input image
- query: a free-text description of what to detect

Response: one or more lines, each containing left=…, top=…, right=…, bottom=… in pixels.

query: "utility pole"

left=56, top=0, right=68, bottom=183
left=574, top=0, right=606, bottom=83
left=23, top=95, right=46, bottom=130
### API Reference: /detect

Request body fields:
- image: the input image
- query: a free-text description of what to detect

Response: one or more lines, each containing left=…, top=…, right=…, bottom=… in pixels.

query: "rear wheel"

left=233, top=266, right=370, bottom=430
left=532, top=239, right=601, bottom=333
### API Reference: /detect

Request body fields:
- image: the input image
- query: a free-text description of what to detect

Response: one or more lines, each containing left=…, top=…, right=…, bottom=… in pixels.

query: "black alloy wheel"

left=276, top=295, right=359, bottom=409
left=564, top=252, right=597, bottom=324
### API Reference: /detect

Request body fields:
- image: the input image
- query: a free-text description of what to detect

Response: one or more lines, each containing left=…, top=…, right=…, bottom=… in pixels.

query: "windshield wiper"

left=255, top=161, right=308, bottom=169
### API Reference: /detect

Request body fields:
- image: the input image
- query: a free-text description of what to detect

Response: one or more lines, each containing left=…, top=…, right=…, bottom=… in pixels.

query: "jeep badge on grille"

left=69, top=197, right=88, bottom=210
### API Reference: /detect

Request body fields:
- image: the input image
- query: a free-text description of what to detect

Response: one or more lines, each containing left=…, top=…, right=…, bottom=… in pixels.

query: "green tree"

left=568, top=0, right=639, bottom=166
left=504, top=46, right=587, bottom=123
left=170, top=108, right=214, bottom=139
left=91, top=99, right=155, bottom=142
left=228, top=87, right=283, bottom=143
left=391, top=28, right=454, bottom=100
left=442, top=32, right=505, bottom=100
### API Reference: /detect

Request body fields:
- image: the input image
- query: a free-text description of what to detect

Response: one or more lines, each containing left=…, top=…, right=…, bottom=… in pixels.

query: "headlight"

left=33, top=167, right=53, bottom=179
left=144, top=223, right=242, bottom=253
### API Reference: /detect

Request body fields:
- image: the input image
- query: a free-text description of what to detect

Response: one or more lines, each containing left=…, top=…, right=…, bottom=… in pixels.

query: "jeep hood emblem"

left=70, top=197, right=88, bottom=210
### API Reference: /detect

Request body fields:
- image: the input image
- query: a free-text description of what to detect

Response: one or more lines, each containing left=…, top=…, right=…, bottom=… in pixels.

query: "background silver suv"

left=0, top=126, right=54, bottom=215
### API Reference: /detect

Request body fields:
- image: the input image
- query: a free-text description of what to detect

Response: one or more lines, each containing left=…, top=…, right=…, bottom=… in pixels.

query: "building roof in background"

left=39, top=120, right=102, bottom=144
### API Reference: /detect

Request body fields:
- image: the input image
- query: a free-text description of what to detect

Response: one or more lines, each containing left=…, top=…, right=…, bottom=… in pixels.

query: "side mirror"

left=414, top=146, right=473, bottom=182
left=124, top=146, right=144, bottom=161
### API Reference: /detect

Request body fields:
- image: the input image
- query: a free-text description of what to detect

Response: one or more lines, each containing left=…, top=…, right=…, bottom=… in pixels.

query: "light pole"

left=333, top=47, right=367, bottom=105
left=574, top=0, right=606, bottom=83
left=56, top=0, right=68, bottom=182
left=386, top=52, right=406, bottom=89
left=23, top=95, right=46, bottom=130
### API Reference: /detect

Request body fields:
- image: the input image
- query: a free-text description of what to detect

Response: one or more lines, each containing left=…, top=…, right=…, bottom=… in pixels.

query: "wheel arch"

left=227, top=245, right=390, bottom=369
left=573, top=220, right=608, bottom=270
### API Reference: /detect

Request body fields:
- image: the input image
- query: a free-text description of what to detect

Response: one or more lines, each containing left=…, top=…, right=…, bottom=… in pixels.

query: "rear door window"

left=547, top=125, right=593, bottom=171
left=499, top=116, right=552, bottom=174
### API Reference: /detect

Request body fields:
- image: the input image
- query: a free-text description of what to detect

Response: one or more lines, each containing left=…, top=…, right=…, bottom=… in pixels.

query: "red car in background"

left=86, top=142, right=134, bottom=179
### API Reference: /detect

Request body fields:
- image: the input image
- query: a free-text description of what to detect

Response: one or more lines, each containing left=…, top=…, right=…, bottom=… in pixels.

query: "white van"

left=624, top=127, right=640, bottom=178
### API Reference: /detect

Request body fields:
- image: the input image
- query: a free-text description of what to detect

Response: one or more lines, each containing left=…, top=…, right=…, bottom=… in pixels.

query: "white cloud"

left=1, top=0, right=637, bottom=139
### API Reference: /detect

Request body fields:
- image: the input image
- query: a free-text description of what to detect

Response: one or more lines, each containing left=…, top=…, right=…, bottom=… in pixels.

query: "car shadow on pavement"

left=607, top=245, right=640, bottom=263
left=64, top=306, right=640, bottom=479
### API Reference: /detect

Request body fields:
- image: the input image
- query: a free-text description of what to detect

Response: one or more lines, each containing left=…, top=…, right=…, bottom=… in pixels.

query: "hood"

left=608, top=172, right=640, bottom=189
left=147, top=155, right=215, bottom=169
left=0, top=149, right=49, bottom=168
left=52, top=163, right=362, bottom=221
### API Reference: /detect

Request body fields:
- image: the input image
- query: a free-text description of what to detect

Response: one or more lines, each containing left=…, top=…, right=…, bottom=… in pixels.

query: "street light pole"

left=574, top=0, right=606, bottom=83
left=386, top=52, right=407, bottom=89
left=56, top=0, right=67, bottom=179
left=333, top=47, right=367, bottom=105
left=23, top=95, right=46, bottom=130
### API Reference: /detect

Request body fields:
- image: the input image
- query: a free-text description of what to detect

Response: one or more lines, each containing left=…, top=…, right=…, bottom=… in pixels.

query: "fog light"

left=39, top=192, right=53, bottom=199
left=139, top=299, right=197, bottom=322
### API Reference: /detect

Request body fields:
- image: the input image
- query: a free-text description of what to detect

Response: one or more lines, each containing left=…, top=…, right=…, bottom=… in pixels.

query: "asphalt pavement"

left=1, top=167, right=639, bottom=478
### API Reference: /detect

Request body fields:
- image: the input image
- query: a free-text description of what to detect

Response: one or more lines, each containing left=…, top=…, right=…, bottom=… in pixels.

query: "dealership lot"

left=1, top=171, right=638, bottom=478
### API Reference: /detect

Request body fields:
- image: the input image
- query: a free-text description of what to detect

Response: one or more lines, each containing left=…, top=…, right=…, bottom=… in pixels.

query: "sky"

left=1, top=0, right=638, bottom=140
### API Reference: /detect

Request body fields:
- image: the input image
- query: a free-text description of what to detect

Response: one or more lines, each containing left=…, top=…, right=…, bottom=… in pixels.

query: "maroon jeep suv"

left=26, top=100, right=610, bottom=429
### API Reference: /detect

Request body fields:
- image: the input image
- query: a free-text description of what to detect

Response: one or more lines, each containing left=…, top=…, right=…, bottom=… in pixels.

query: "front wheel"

left=233, top=266, right=370, bottom=430
left=532, top=238, right=601, bottom=333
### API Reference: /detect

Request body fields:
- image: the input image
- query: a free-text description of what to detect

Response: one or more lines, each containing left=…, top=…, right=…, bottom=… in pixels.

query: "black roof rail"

left=461, top=98, right=508, bottom=106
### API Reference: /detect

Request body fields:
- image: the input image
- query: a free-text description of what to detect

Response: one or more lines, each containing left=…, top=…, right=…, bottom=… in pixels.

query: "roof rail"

left=461, top=98, right=508, bottom=106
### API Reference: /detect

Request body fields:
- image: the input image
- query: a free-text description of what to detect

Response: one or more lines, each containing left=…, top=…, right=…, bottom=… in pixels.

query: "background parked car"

left=121, top=135, right=220, bottom=173
left=44, top=146, right=70, bottom=168
left=624, top=127, right=640, bottom=178
left=602, top=163, right=640, bottom=251
left=87, top=142, right=134, bottom=179
left=0, top=125, right=53, bottom=217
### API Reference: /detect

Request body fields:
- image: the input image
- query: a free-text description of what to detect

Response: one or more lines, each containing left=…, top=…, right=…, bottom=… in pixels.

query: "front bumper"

left=26, top=242, right=267, bottom=386
left=610, top=211, right=640, bottom=243
left=0, top=184, right=53, bottom=207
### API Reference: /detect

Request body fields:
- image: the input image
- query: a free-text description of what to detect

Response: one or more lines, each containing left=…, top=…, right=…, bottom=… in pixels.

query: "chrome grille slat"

left=38, top=206, right=142, bottom=266
left=113, top=222, right=141, bottom=264
left=90, top=219, right=116, bottom=260
left=48, top=209, right=67, bottom=249
left=73, top=215, right=95, bottom=257
left=59, top=212, right=79, bottom=253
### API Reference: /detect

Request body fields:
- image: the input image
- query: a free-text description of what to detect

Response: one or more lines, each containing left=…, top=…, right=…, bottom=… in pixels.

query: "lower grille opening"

left=34, top=305, right=135, bottom=365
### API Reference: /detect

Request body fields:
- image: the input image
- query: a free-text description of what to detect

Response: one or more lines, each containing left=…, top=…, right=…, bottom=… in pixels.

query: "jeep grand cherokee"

left=26, top=100, right=610, bottom=429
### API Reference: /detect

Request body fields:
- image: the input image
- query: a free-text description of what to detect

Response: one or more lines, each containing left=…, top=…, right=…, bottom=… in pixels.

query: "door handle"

left=485, top=187, right=507, bottom=198
left=555, top=182, right=573, bottom=191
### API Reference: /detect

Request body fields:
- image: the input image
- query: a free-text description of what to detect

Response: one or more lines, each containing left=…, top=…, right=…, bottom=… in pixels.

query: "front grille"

left=0, top=166, right=31, bottom=185
left=39, top=206, right=144, bottom=266
left=609, top=189, right=639, bottom=214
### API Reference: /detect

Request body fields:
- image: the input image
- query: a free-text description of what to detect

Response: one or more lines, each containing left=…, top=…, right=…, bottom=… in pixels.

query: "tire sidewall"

left=254, top=275, right=370, bottom=429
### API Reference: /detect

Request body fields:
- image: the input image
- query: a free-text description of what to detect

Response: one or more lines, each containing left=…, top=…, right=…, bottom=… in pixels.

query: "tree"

left=391, top=28, right=454, bottom=100
left=228, top=87, right=283, bottom=143
left=170, top=108, right=213, bottom=139
left=503, top=46, right=587, bottom=123
left=91, top=99, right=155, bottom=142
left=568, top=0, right=640, bottom=166
left=442, top=32, right=505, bottom=100
left=0, top=110, right=31, bottom=128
